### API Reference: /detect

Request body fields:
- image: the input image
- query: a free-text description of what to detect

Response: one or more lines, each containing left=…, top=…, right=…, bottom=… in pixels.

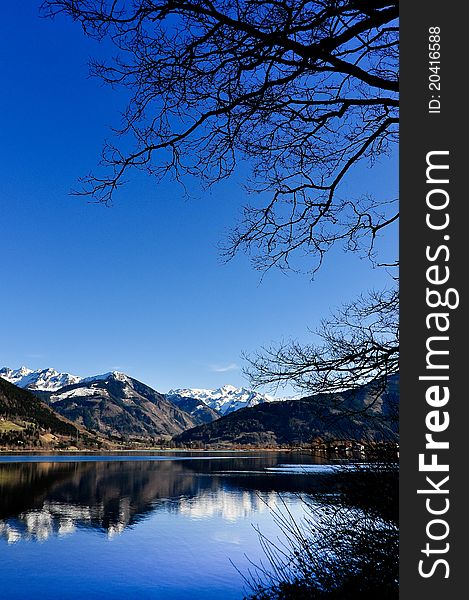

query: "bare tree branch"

left=244, top=288, right=399, bottom=394
left=42, top=0, right=398, bottom=272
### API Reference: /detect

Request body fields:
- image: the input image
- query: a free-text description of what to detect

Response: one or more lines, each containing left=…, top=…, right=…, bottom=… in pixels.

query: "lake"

left=0, top=451, right=350, bottom=599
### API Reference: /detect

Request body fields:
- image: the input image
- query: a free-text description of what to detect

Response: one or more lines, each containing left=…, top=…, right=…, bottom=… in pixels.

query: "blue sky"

left=0, top=2, right=397, bottom=394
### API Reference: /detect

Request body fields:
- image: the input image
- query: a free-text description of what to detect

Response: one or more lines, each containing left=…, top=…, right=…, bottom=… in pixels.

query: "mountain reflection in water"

left=0, top=453, right=336, bottom=543
left=0, top=452, right=354, bottom=600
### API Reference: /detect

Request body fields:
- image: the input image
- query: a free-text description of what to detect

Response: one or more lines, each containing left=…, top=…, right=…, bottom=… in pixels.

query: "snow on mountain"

left=45, top=370, right=196, bottom=438
left=49, top=386, right=105, bottom=403
left=1, top=367, right=282, bottom=418
left=48, top=372, right=139, bottom=405
left=0, top=366, right=81, bottom=391
left=0, top=367, right=135, bottom=393
left=81, top=371, right=132, bottom=385
left=166, top=384, right=278, bottom=416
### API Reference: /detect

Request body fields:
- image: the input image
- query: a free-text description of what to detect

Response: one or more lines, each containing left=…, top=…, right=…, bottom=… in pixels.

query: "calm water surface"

left=0, top=452, right=347, bottom=599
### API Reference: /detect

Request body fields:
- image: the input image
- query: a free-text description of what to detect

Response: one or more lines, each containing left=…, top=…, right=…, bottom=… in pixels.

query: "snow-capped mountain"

left=0, top=367, right=135, bottom=393
left=45, top=371, right=196, bottom=438
left=166, top=384, right=277, bottom=416
left=1, top=367, right=279, bottom=420
left=0, top=366, right=81, bottom=391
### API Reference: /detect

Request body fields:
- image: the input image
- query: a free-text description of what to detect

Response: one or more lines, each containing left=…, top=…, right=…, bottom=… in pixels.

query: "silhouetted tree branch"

left=42, top=0, right=398, bottom=272
left=245, top=287, right=398, bottom=394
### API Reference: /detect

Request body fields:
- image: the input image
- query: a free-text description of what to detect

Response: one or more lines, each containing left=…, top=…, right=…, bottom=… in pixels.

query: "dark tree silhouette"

left=42, top=0, right=399, bottom=396
left=42, top=0, right=398, bottom=272
left=243, top=466, right=398, bottom=599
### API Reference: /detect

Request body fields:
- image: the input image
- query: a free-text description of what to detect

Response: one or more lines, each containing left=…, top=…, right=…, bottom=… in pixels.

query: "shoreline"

left=0, top=447, right=302, bottom=455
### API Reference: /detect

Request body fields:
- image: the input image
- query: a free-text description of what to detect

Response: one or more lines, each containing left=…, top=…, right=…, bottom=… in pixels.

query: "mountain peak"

left=18, top=366, right=33, bottom=376
left=218, top=384, right=238, bottom=394
left=167, top=385, right=277, bottom=416
left=81, top=371, right=131, bottom=385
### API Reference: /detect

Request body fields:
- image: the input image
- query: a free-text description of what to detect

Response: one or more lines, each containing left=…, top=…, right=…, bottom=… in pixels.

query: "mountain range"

left=175, top=375, right=399, bottom=447
left=1, top=367, right=277, bottom=415
left=0, top=366, right=399, bottom=449
left=167, top=384, right=277, bottom=415
left=0, top=367, right=276, bottom=442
